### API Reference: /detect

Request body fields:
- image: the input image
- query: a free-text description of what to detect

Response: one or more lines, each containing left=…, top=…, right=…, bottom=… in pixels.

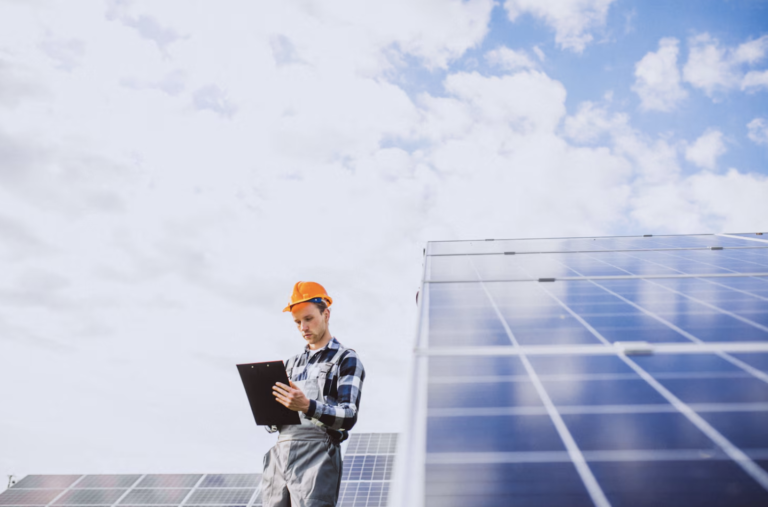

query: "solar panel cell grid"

left=198, top=475, right=260, bottom=489
left=53, top=490, right=127, bottom=505
left=590, top=460, right=768, bottom=506
left=0, top=490, right=65, bottom=506
left=118, top=489, right=191, bottom=505
left=74, top=477, right=142, bottom=489
left=11, top=477, right=81, bottom=490
left=184, top=489, right=253, bottom=505
left=731, top=352, right=768, bottom=372
left=341, top=455, right=394, bottom=481
left=427, top=414, right=564, bottom=453
left=337, top=482, right=389, bottom=507
left=425, top=462, right=594, bottom=507
left=135, top=476, right=201, bottom=489
left=343, top=433, right=398, bottom=456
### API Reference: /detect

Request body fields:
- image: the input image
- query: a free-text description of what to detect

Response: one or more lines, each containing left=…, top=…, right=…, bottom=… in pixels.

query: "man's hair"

left=311, top=300, right=329, bottom=315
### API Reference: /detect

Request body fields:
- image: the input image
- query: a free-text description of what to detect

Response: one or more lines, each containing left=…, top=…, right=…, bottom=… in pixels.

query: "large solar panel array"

left=0, top=433, right=396, bottom=507
left=392, top=233, right=768, bottom=506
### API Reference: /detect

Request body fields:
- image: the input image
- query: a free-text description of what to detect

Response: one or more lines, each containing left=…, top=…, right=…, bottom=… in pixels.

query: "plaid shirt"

left=273, top=337, right=365, bottom=433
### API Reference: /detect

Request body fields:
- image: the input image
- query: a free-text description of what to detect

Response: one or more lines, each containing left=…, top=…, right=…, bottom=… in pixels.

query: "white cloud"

left=269, top=34, right=304, bottom=67
left=632, top=37, right=687, bottom=111
left=747, top=118, right=768, bottom=145
left=687, top=169, right=768, bottom=232
left=106, top=0, right=185, bottom=54
left=485, top=46, right=538, bottom=72
left=192, top=84, right=237, bottom=118
left=504, top=0, right=617, bottom=53
left=562, top=101, right=629, bottom=143
left=685, top=129, right=727, bottom=170
left=683, top=33, right=768, bottom=98
left=441, top=70, right=566, bottom=133
left=38, top=34, right=86, bottom=72
left=742, top=69, right=768, bottom=91
left=683, top=34, right=740, bottom=96
left=564, top=101, right=765, bottom=230
left=733, top=35, right=768, bottom=64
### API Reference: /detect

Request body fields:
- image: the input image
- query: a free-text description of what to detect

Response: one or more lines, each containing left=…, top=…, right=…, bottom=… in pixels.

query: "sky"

left=1, top=0, right=767, bottom=486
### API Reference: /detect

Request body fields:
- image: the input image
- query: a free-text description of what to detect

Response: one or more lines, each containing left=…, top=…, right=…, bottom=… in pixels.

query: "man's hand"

left=273, top=381, right=311, bottom=413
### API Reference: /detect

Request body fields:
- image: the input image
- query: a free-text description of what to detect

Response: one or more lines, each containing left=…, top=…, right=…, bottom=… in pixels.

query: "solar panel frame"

left=393, top=233, right=768, bottom=507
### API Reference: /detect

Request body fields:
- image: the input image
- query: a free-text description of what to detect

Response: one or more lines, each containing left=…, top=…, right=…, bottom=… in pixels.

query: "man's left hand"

left=273, top=381, right=311, bottom=413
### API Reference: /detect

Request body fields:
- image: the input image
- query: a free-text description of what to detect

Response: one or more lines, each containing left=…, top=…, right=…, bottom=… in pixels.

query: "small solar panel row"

left=0, top=434, right=396, bottom=507
left=0, top=477, right=263, bottom=507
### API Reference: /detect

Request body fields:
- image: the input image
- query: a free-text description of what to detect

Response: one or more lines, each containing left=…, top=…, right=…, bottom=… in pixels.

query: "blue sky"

left=395, top=0, right=768, bottom=178
left=0, top=0, right=766, bottom=484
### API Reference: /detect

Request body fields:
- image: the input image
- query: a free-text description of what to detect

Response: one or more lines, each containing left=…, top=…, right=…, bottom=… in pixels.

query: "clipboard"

left=237, top=361, right=301, bottom=426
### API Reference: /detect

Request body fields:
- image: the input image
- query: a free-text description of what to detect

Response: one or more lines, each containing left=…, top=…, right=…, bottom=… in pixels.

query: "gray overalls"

left=261, top=347, right=347, bottom=507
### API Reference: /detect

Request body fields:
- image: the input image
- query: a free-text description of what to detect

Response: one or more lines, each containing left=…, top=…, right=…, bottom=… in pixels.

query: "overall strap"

left=284, top=354, right=300, bottom=380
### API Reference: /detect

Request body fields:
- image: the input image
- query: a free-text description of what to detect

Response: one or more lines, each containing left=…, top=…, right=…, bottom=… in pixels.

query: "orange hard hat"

left=282, top=281, right=333, bottom=312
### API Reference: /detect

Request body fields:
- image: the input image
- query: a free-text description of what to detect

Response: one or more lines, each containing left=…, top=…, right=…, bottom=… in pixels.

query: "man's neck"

left=308, top=331, right=333, bottom=351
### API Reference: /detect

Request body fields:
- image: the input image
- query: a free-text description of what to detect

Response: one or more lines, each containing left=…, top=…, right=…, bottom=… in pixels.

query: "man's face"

left=291, top=303, right=329, bottom=348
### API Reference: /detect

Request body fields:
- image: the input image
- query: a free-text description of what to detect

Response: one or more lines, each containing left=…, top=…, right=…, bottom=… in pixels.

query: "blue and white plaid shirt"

left=273, top=337, right=365, bottom=434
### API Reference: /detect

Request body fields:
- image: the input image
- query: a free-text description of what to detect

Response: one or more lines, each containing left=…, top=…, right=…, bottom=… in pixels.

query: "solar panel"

left=12, top=477, right=81, bottom=490
left=394, top=233, right=768, bottom=506
left=0, top=489, right=66, bottom=506
left=341, top=455, right=394, bottom=481
left=134, top=476, right=201, bottom=489
left=337, top=482, right=389, bottom=507
left=1, top=435, right=396, bottom=507
left=118, top=489, right=192, bottom=505
left=74, top=477, right=142, bottom=489
left=197, top=476, right=259, bottom=489
left=184, top=489, right=253, bottom=505
left=343, top=433, right=398, bottom=456
left=54, top=490, right=127, bottom=505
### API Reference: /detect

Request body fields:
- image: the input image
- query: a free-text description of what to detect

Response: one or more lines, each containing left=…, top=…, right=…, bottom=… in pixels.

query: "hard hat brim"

left=283, top=296, right=333, bottom=312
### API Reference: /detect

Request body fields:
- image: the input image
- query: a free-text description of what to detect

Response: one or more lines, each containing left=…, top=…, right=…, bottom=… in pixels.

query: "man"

left=262, top=281, right=365, bottom=507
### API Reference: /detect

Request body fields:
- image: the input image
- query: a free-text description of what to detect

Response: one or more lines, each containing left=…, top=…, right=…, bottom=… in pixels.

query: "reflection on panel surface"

left=427, top=275, right=768, bottom=347
left=406, top=234, right=768, bottom=506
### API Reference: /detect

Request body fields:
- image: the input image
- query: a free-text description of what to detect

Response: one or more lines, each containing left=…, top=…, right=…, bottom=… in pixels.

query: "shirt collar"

left=304, top=336, right=339, bottom=355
